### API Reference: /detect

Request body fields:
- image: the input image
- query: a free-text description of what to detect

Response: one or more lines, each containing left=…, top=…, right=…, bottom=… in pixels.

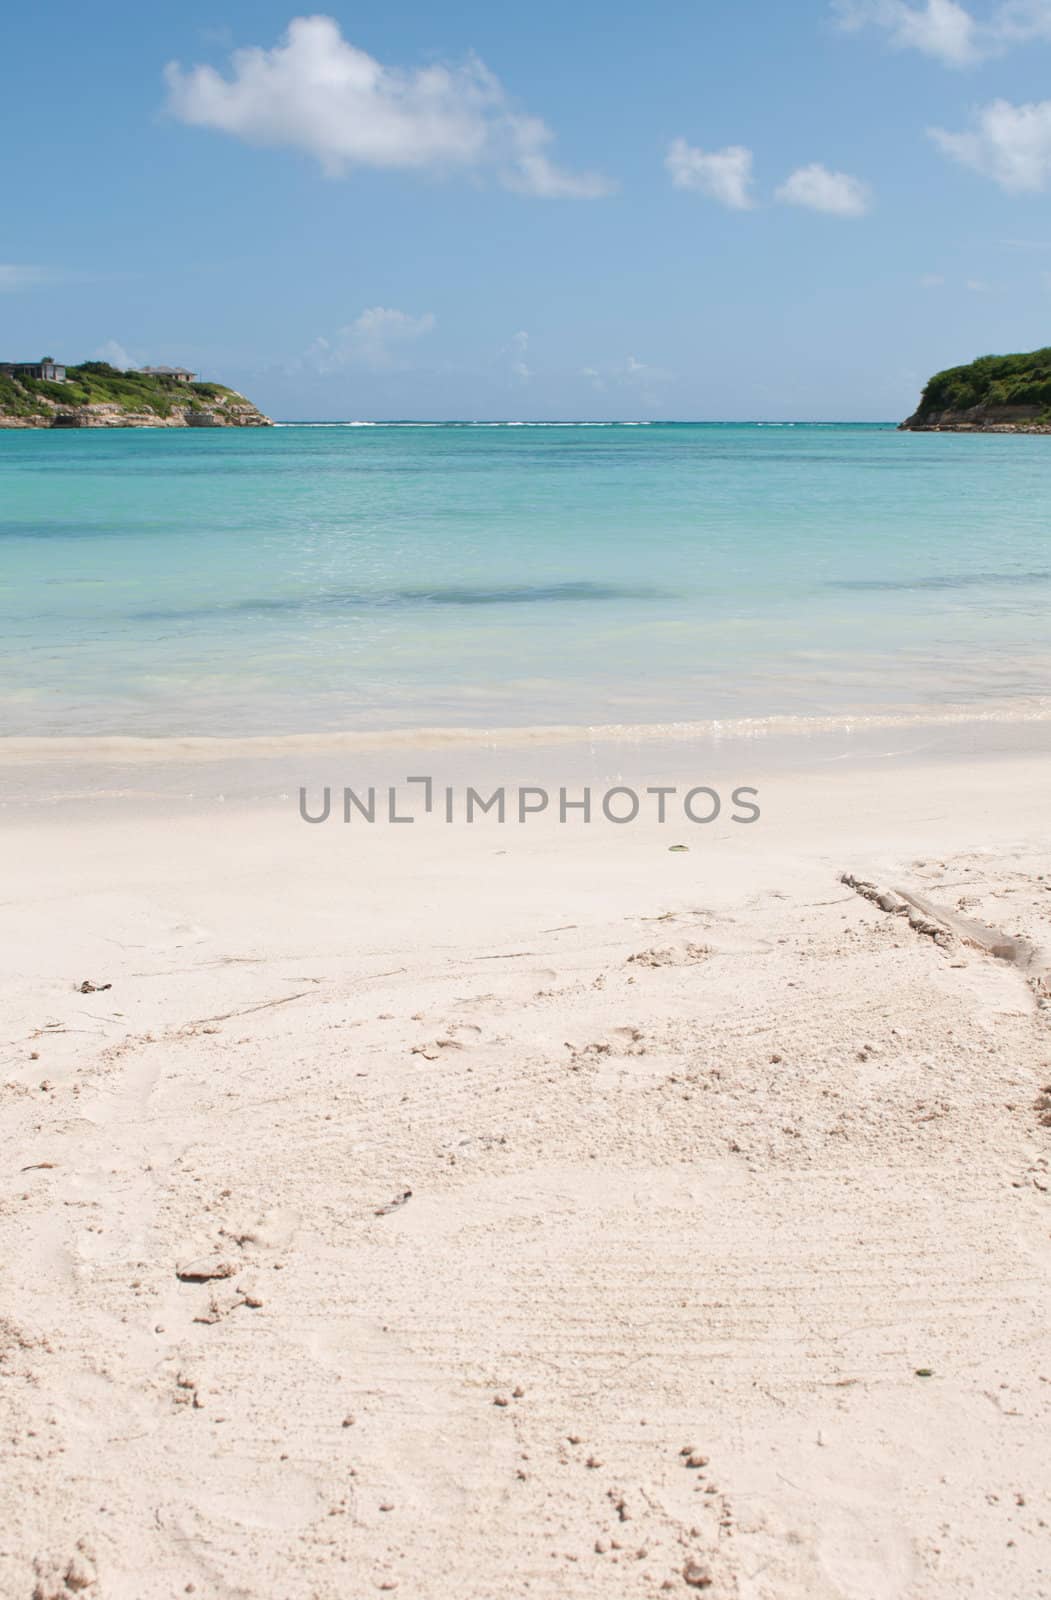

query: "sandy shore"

left=3, top=751, right=1050, bottom=1599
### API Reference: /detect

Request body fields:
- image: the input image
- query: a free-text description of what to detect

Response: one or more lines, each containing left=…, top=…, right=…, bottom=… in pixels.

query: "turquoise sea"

left=2, top=421, right=1050, bottom=741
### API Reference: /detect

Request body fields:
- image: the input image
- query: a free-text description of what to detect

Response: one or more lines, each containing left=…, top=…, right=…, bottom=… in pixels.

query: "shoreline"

left=900, top=422, right=1051, bottom=434
left=4, top=703, right=1051, bottom=817
left=4, top=697, right=1051, bottom=763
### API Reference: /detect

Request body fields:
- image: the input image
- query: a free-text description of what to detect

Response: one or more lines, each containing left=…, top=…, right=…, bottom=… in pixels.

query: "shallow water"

left=3, top=421, right=1050, bottom=739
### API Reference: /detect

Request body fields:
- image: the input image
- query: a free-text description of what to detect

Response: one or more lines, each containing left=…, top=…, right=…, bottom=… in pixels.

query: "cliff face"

left=0, top=365, right=273, bottom=429
left=901, top=347, right=1051, bottom=433
left=900, top=403, right=1051, bottom=433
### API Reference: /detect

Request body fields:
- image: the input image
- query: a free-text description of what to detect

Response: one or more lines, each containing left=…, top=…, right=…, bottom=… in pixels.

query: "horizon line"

left=270, top=417, right=900, bottom=426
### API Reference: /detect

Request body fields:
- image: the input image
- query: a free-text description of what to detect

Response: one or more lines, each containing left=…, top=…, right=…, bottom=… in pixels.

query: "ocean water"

left=2, top=421, right=1050, bottom=742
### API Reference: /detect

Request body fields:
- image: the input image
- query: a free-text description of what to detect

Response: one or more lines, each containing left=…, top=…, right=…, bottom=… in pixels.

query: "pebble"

left=342, top=1415, right=356, bottom=1428
left=175, top=1256, right=236, bottom=1283
left=595, top=1539, right=608, bottom=1554
left=493, top=1394, right=510, bottom=1407
left=685, top=1454, right=709, bottom=1469
left=512, top=1385, right=525, bottom=1398
left=586, top=1455, right=603, bottom=1468
left=683, top=1561, right=713, bottom=1588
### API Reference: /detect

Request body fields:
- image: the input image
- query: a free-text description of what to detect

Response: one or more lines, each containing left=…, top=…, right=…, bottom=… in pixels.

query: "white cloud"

left=501, top=118, right=613, bottom=198
left=833, top=0, right=980, bottom=65
left=506, top=330, right=531, bottom=381
left=891, top=0, right=981, bottom=59
left=306, top=307, right=436, bottom=373
left=776, top=163, right=872, bottom=216
left=581, top=355, right=674, bottom=396
left=665, top=138, right=755, bottom=209
left=616, top=355, right=674, bottom=411
left=94, top=339, right=135, bottom=369
left=833, top=0, right=1051, bottom=64
left=165, top=15, right=613, bottom=198
left=917, top=272, right=996, bottom=289
left=0, top=264, right=58, bottom=291
left=931, top=99, right=1051, bottom=191
left=997, top=0, right=1051, bottom=40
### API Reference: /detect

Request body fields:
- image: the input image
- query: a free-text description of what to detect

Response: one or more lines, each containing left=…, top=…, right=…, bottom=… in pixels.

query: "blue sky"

left=5, top=0, right=1051, bottom=419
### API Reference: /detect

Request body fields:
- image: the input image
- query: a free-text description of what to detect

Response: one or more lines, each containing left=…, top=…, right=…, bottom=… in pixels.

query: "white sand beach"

left=3, top=748, right=1049, bottom=1599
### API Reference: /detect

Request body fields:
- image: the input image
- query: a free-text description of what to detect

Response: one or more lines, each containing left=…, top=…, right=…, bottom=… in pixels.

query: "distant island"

left=901, top=346, right=1051, bottom=433
left=0, top=358, right=272, bottom=429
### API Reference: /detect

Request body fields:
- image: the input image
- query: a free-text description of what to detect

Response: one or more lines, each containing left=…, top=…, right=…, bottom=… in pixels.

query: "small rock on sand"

left=175, top=1257, right=237, bottom=1283
left=683, top=1561, right=712, bottom=1588
left=64, top=1552, right=96, bottom=1592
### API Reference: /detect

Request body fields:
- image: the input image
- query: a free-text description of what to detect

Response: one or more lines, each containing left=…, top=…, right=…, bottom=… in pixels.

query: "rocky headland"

left=901, top=346, right=1051, bottom=433
left=0, top=362, right=272, bottom=429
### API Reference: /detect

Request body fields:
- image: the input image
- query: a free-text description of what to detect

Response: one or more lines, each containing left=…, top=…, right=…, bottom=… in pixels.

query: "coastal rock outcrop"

left=43, top=399, right=272, bottom=429
left=900, top=402, right=1051, bottom=434
left=0, top=362, right=273, bottom=429
left=901, top=346, right=1051, bottom=433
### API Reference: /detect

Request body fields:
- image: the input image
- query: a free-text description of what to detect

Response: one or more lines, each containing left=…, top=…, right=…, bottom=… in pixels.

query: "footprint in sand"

left=32, top=1539, right=97, bottom=1599
left=627, top=944, right=711, bottom=969
left=411, top=1023, right=481, bottom=1059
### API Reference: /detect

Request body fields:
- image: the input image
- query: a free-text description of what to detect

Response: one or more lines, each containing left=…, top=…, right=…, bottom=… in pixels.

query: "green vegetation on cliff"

left=0, top=362, right=270, bottom=427
left=909, top=346, right=1051, bottom=423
